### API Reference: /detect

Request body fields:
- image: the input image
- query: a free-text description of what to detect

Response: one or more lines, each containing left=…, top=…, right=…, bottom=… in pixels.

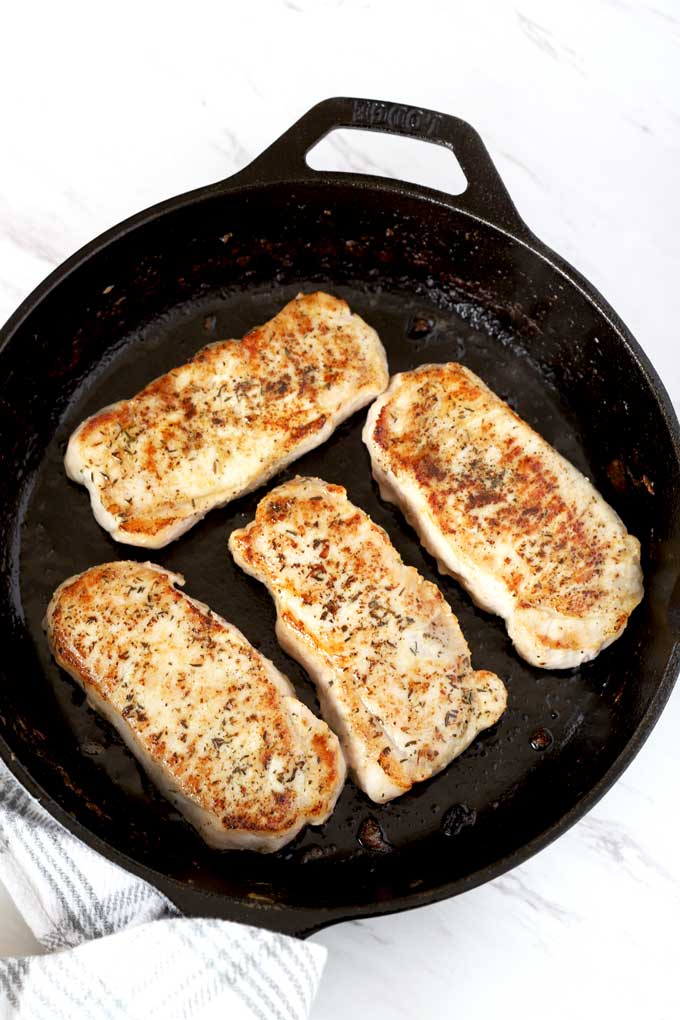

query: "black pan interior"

left=1, top=180, right=678, bottom=925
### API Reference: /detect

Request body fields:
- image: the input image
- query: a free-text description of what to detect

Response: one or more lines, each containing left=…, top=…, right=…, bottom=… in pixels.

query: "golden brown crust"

left=229, top=477, right=507, bottom=802
left=364, top=363, right=643, bottom=667
left=66, top=292, right=388, bottom=547
left=45, top=561, right=344, bottom=846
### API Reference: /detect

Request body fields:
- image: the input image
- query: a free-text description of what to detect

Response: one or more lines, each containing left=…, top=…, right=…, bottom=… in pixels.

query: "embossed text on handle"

left=351, top=100, right=443, bottom=138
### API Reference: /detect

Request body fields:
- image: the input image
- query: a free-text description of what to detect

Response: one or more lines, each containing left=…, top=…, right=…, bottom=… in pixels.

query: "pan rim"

left=1, top=170, right=679, bottom=935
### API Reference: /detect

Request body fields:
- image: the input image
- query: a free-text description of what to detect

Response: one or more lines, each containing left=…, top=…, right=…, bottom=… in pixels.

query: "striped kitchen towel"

left=0, top=762, right=325, bottom=1019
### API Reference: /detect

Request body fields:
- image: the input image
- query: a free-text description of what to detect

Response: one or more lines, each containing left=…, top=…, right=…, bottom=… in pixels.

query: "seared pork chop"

left=363, top=363, right=643, bottom=669
left=45, top=561, right=345, bottom=851
left=65, top=292, right=388, bottom=548
left=229, top=477, right=506, bottom=803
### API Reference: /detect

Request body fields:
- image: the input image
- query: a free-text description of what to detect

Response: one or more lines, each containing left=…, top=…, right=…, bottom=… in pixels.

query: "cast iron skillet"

left=1, top=97, right=679, bottom=937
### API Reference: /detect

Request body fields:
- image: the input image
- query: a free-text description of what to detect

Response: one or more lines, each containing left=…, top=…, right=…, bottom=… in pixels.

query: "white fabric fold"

left=0, top=762, right=325, bottom=1020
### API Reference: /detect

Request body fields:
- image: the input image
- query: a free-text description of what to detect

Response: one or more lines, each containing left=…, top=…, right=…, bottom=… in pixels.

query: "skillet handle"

left=228, top=96, right=528, bottom=235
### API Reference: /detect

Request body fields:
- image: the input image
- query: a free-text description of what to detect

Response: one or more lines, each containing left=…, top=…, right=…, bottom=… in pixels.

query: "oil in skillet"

left=530, top=728, right=554, bottom=751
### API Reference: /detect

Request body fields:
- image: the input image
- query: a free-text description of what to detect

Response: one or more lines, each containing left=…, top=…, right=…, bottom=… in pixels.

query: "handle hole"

left=305, top=128, right=468, bottom=195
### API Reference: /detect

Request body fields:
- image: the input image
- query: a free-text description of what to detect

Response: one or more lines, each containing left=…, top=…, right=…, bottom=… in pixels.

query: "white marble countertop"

left=1, top=1, right=679, bottom=1016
